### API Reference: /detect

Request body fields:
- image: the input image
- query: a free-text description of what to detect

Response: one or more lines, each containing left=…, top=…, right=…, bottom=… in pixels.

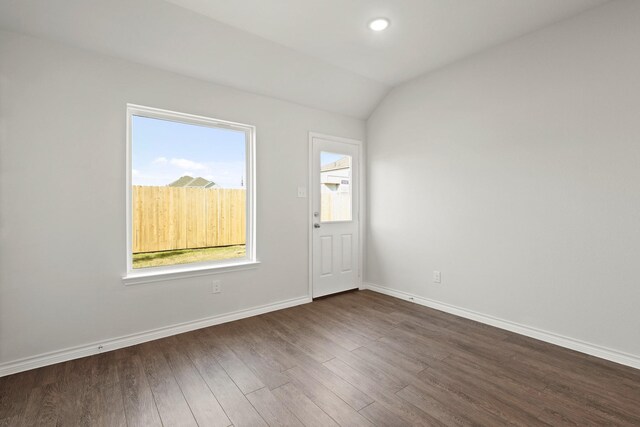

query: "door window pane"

left=320, top=152, right=352, bottom=222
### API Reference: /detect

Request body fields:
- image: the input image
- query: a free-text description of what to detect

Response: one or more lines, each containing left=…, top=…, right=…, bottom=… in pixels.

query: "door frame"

left=308, top=132, right=365, bottom=299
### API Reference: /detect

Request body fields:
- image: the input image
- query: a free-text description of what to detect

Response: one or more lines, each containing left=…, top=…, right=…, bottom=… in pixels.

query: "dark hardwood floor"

left=1, top=290, right=639, bottom=426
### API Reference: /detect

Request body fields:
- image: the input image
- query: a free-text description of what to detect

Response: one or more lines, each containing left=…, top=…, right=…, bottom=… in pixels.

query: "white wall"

left=0, top=31, right=364, bottom=368
left=366, top=0, right=640, bottom=360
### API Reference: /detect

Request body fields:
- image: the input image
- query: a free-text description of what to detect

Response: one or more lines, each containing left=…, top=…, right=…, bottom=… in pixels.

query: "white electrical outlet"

left=433, top=271, right=442, bottom=284
left=297, top=186, right=307, bottom=198
left=212, top=280, right=222, bottom=294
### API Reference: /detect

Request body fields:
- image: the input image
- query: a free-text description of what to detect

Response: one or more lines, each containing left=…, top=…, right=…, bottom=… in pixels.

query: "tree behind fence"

left=133, top=186, right=246, bottom=253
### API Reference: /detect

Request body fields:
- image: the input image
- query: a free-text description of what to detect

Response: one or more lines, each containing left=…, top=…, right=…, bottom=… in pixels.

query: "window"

left=320, top=151, right=352, bottom=222
left=125, top=105, right=256, bottom=280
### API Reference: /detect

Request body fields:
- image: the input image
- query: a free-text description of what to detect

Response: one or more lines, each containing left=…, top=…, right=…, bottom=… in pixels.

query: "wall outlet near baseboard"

left=433, top=271, right=442, bottom=284
left=212, top=280, right=222, bottom=294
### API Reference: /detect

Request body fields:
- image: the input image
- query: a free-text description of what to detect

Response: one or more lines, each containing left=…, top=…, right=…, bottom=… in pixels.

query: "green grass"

left=133, top=245, right=246, bottom=269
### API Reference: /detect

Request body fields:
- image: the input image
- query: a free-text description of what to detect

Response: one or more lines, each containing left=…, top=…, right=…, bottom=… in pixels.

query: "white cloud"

left=152, top=157, right=168, bottom=165
left=170, top=158, right=206, bottom=170
left=132, top=169, right=141, bottom=176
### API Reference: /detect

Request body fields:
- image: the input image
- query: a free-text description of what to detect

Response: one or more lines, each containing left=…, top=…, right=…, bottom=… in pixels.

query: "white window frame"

left=123, top=104, right=258, bottom=285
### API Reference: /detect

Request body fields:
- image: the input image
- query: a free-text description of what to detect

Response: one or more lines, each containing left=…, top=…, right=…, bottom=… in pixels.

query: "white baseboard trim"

left=363, top=282, right=640, bottom=370
left=0, top=295, right=311, bottom=378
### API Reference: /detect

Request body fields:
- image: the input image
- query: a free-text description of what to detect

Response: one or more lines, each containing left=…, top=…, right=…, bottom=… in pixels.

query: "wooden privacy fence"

left=321, top=191, right=352, bottom=222
left=133, top=186, right=246, bottom=253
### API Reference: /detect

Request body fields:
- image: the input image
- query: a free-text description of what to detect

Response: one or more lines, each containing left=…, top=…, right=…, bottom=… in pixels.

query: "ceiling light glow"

left=368, top=18, right=390, bottom=32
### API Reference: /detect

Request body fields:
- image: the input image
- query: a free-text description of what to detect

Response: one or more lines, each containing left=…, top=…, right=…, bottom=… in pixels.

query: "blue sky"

left=132, top=115, right=246, bottom=188
left=321, top=151, right=346, bottom=166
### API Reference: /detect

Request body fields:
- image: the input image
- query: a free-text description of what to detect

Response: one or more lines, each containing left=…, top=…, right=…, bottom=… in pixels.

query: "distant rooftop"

left=168, top=176, right=217, bottom=188
left=321, top=156, right=350, bottom=172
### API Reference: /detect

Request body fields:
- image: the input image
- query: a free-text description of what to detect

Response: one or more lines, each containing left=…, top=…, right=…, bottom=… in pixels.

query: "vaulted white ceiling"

left=0, top=0, right=609, bottom=118
left=166, top=0, right=608, bottom=85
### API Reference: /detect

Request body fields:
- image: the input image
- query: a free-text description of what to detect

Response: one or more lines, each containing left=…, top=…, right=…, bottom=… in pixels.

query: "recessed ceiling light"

left=368, top=18, right=390, bottom=32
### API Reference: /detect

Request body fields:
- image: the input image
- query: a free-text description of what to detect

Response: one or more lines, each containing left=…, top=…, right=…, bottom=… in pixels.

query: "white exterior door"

left=311, top=134, right=360, bottom=298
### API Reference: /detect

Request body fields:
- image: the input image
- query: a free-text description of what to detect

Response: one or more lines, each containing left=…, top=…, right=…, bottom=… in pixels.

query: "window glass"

left=320, top=151, right=352, bottom=222
left=131, top=114, right=248, bottom=269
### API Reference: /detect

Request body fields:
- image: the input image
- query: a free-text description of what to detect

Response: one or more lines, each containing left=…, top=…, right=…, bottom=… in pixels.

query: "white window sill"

left=122, top=260, right=260, bottom=286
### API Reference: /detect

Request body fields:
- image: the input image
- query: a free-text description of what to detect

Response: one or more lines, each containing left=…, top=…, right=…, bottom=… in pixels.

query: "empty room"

left=1, top=0, right=639, bottom=425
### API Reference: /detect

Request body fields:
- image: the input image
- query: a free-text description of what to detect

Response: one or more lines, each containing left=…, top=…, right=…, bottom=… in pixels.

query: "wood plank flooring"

left=2, top=290, right=640, bottom=426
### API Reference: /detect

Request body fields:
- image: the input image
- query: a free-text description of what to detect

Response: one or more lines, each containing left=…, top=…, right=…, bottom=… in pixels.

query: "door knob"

left=314, top=223, right=321, bottom=228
